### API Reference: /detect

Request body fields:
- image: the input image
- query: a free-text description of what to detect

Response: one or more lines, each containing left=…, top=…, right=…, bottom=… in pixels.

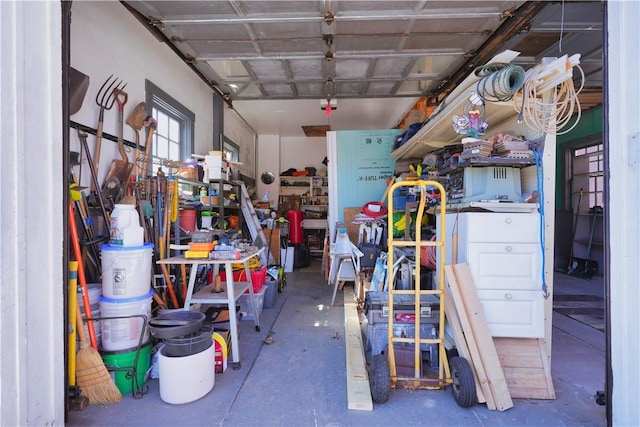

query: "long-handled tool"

left=126, top=102, right=147, bottom=181
left=566, top=188, right=583, bottom=274
left=142, top=116, right=157, bottom=178
left=75, top=304, right=122, bottom=404
left=78, top=130, right=110, bottom=233
left=91, top=75, right=125, bottom=193
left=577, top=206, right=602, bottom=279
left=103, top=87, right=134, bottom=198
left=68, top=200, right=99, bottom=350
left=68, top=261, right=91, bottom=411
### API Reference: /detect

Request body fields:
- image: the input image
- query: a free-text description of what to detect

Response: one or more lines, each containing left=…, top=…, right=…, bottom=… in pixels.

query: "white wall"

left=70, top=1, right=215, bottom=189
left=607, top=1, right=640, bottom=425
left=280, top=136, right=327, bottom=175
left=0, top=1, right=64, bottom=425
left=256, top=135, right=281, bottom=209
left=224, top=106, right=256, bottom=180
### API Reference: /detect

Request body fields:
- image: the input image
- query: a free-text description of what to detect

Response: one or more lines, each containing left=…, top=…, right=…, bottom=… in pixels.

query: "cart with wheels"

left=366, top=179, right=476, bottom=407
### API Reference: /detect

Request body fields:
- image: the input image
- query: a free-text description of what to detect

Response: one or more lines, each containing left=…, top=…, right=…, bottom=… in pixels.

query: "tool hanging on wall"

left=126, top=102, right=147, bottom=182
left=102, top=87, right=134, bottom=203
left=91, top=75, right=125, bottom=194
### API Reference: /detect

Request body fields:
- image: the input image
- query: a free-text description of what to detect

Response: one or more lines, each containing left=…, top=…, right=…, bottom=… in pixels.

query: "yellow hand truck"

left=368, top=179, right=476, bottom=407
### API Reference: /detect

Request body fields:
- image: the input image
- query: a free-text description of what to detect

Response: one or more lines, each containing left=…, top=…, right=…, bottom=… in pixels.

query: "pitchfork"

left=90, top=75, right=126, bottom=192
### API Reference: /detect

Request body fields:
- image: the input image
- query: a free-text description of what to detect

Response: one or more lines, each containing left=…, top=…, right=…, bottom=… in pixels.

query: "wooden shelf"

left=391, top=50, right=521, bottom=161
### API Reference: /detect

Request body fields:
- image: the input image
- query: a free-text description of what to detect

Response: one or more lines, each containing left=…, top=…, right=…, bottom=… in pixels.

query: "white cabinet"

left=438, top=211, right=545, bottom=338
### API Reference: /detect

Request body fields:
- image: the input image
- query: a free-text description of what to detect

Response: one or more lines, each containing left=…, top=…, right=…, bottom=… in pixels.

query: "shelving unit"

left=388, top=51, right=558, bottom=366
left=279, top=175, right=329, bottom=256
left=279, top=176, right=329, bottom=217
left=176, top=177, right=242, bottom=232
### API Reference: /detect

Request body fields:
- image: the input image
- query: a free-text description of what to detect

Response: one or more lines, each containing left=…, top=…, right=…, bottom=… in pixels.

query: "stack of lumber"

left=445, top=263, right=513, bottom=411
left=444, top=263, right=555, bottom=411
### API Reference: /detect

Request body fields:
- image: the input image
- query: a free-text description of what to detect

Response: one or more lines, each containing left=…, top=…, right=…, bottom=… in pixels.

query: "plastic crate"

left=218, top=266, right=266, bottom=293
left=238, top=285, right=266, bottom=321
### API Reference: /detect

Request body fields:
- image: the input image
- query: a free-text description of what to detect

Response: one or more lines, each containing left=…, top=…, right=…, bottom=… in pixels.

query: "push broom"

left=75, top=304, right=122, bottom=404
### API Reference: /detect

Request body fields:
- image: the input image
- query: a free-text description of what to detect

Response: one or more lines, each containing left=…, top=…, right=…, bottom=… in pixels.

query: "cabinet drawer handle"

left=505, top=293, right=512, bottom=300
left=505, top=217, right=512, bottom=224
left=505, top=245, right=512, bottom=252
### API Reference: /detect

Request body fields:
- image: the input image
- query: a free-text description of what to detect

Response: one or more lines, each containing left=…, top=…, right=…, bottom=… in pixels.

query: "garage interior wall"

left=607, top=1, right=640, bottom=424
left=0, top=1, right=65, bottom=425
left=69, top=1, right=252, bottom=189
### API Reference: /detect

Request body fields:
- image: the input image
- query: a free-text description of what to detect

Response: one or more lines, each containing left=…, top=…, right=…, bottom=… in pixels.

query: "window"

left=145, top=80, right=195, bottom=176
left=571, top=142, right=604, bottom=210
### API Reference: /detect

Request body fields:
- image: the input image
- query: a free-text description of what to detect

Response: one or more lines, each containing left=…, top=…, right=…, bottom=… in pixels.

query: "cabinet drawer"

left=477, top=289, right=545, bottom=338
left=460, top=213, right=540, bottom=243
left=467, top=243, right=542, bottom=291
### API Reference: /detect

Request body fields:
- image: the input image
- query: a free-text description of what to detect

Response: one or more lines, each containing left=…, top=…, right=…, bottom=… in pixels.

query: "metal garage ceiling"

left=122, top=1, right=603, bottom=136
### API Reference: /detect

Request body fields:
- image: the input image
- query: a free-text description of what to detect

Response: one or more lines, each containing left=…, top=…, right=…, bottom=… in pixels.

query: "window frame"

left=566, top=137, right=604, bottom=212
left=145, top=80, right=195, bottom=175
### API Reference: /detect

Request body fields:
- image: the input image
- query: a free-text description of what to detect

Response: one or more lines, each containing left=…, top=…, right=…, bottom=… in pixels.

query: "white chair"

left=328, top=241, right=364, bottom=306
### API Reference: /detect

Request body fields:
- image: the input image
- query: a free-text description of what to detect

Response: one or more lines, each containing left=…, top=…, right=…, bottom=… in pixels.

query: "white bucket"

left=78, top=282, right=101, bottom=312
left=110, top=204, right=144, bottom=247
left=101, top=243, right=153, bottom=299
left=99, top=290, right=153, bottom=351
left=159, top=343, right=215, bottom=404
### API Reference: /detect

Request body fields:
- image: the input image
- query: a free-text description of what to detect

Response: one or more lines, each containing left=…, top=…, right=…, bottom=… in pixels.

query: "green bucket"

left=101, top=342, right=151, bottom=394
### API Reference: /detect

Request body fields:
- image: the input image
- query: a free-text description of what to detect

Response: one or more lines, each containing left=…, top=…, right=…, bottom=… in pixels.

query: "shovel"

left=126, top=102, right=147, bottom=181
left=69, top=67, right=90, bottom=116
left=102, top=88, right=133, bottom=201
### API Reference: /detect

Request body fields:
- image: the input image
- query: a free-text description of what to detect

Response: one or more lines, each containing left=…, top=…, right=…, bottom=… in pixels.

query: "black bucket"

left=161, top=325, right=214, bottom=357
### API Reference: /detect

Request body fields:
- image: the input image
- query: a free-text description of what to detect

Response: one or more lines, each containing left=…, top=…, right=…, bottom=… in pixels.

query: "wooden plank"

left=494, top=338, right=543, bottom=367
left=494, top=337, right=556, bottom=399
left=443, top=286, right=486, bottom=403
left=453, top=263, right=513, bottom=411
left=536, top=338, right=556, bottom=399
left=263, top=228, right=280, bottom=264
left=445, top=265, right=495, bottom=410
left=344, top=290, right=373, bottom=411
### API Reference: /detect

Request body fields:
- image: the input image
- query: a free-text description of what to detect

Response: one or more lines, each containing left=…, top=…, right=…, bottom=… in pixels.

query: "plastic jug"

left=110, top=204, right=144, bottom=247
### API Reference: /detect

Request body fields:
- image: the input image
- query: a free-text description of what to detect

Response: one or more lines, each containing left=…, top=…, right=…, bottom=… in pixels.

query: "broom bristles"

left=76, top=340, right=122, bottom=404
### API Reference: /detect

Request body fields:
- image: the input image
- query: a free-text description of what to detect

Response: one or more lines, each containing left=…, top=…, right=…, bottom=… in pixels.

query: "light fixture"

left=324, top=51, right=334, bottom=61
left=321, top=97, right=337, bottom=117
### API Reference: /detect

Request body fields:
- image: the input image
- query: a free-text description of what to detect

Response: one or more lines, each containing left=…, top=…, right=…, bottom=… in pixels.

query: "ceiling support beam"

left=120, top=1, right=233, bottom=107
left=427, top=1, right=547, bottom=105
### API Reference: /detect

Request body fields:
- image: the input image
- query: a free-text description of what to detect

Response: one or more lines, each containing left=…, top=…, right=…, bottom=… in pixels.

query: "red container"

left=287, top=210, right=304, bottom=244
left=217, top=266, right=266, bottom=293
left=179, top=208, right=197, bottom=232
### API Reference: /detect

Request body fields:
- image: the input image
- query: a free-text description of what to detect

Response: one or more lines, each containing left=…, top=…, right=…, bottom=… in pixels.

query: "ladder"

left=237, top=181, right=275, bottom=266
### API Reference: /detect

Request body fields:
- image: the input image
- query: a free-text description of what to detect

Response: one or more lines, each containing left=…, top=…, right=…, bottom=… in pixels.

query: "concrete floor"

left=67, top=264, right=606, bottom=426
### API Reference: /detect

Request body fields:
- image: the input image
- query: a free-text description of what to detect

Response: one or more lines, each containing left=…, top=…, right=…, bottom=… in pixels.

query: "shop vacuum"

left=287, top=210, right=310, bottom=269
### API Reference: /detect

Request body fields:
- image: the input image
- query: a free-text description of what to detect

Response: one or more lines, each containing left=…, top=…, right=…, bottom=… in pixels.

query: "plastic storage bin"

left=263, top=278, right=278, bottom=309
left=238, top=285, right=266, bottom=321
